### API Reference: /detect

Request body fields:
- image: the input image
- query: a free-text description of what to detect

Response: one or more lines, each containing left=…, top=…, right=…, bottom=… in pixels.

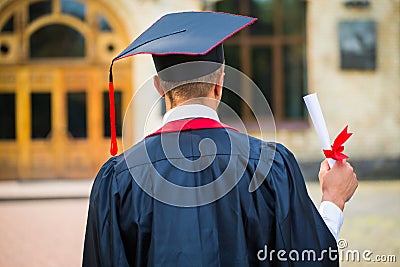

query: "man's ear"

left=214, top=72, right=225, bottom=100
left=153, top=75, right=165, bottom=98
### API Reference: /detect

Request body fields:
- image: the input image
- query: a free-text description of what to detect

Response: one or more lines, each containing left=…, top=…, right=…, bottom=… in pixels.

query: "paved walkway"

left=0, top=180, right=92, bottom=267
left=0, top=198, right=89, bottom=267
left=0, top=179, right=92, bottom=200
left=0, top=180, right=398, bottom=267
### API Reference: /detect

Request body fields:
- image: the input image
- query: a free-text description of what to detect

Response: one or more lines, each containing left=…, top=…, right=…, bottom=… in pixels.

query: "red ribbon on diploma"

left=323, top=126, right=352, bottom=161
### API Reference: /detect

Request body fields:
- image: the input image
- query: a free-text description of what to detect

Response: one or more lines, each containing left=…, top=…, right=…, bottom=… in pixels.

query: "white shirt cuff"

left=319, top=201, right=344, bottom=241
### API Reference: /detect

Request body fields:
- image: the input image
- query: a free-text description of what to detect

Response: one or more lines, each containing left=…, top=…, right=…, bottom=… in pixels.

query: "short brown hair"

left=160, top=64, right=224, bottom=107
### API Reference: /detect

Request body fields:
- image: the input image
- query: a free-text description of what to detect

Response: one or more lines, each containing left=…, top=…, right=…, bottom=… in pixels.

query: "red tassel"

left=109, top=64, right=118, bottom=156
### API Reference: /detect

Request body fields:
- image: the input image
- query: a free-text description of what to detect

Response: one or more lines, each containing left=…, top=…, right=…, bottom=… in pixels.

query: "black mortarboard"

left=108, top=11, right=257, bottom=155
left=152, top=44, right=224, bottom=81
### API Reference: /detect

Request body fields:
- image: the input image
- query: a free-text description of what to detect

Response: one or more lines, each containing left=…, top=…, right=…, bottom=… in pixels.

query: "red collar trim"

left=146, top=118, right=238, bottom=138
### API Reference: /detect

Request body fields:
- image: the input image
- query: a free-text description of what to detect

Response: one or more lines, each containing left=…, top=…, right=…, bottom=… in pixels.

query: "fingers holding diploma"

left=318, top=159, right=358, bottom=211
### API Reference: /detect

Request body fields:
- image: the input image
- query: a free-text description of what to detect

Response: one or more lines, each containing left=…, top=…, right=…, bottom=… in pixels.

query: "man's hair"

left=159, top=64, right=225, bottom=107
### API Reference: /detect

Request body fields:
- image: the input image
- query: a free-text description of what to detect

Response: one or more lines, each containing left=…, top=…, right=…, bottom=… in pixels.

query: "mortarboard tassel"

left=109, top=62, right=118, bottom=156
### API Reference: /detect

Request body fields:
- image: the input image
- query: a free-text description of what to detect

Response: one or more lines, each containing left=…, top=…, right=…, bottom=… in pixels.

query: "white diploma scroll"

left=303, top=93, right=336, bottom=168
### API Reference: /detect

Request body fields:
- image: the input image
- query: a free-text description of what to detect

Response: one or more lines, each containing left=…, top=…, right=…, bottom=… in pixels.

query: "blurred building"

left=0, top=0, right=399, bottom=180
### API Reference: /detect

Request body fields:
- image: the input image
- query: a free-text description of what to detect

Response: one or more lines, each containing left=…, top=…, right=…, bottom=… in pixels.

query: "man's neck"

left=166, top=98, right=218, bottom=113
left=162, top=103, right=220, bottom=125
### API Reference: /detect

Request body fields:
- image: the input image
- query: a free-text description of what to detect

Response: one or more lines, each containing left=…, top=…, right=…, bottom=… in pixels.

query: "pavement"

left=0, top=179, right=93, bottom=267
left=0, top=179, right=93, bottom=201
left=0, top=179, right=399, bottom=267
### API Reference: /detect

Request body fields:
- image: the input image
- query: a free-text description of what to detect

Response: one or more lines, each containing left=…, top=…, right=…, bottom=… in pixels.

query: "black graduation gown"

left=83, top=119, right=338, bottom=267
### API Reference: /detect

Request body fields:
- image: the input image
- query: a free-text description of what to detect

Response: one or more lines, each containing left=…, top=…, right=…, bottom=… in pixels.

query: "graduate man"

left=83, top=12, right=358, bottom=267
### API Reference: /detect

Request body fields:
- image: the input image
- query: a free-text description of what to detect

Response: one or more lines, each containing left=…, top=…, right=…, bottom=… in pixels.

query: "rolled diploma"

left=303, top=93, right=336, bottom=168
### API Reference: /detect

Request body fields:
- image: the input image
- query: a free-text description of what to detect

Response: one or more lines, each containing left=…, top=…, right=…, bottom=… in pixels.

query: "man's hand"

left=318, top=159, right=358, bottom=211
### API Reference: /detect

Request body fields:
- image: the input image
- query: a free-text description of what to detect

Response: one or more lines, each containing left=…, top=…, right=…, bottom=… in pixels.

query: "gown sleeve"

left=82, top=157, right=131, bottom=267
left=270, top=144, right=339, bottom=267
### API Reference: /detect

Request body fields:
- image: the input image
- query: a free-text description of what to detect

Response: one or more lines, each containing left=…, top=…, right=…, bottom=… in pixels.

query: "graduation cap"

left=108, top=11, right=257, bottom=155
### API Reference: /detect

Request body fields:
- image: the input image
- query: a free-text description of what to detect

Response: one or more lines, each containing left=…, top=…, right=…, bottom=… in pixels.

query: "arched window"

left=0, top=0, right=122, bottom=62
left=30, top=24, right=85, bottom=58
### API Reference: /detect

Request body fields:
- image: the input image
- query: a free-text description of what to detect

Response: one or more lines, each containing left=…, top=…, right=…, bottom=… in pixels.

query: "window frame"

left=217, top=0, right=308, bottom=126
